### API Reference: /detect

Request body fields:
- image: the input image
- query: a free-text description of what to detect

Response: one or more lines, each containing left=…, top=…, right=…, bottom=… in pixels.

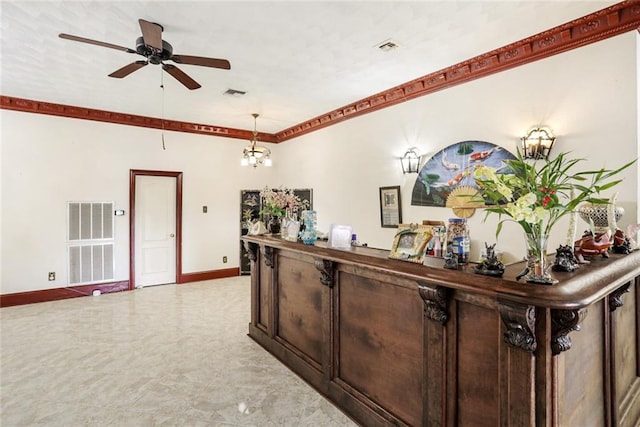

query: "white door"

left=135, top=175, right=177, bottom=287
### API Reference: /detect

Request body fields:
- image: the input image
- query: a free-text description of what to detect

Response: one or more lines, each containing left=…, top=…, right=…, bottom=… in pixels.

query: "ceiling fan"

left=59, top=19, right=231, bottom=90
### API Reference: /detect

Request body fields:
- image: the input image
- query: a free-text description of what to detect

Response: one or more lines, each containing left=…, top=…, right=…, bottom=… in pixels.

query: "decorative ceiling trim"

left=275, top=0, right=640, bottom=142
left=1, top=2, right=639, bottom=143
left=0, top=96, right=278, bottom=143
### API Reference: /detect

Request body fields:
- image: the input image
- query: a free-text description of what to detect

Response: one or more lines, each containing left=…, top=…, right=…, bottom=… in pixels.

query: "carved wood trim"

left=0, top=96, right=278, bottom=143
left=417, top=282, right=448, bottom=324
left=499, top=301, right=537, bottom=353
left=314, top=259, right=334, bottom=287
left=609, top=282, right=631, bottom=312
left=243, top=241, right=258, bottom=262
left=3, top=4, right=639, bottom=145
left=275, top=2, right=640, bottom=142
left=551, top=308, right=587, bottom=355
left=264, top=246, right=275, bottom=268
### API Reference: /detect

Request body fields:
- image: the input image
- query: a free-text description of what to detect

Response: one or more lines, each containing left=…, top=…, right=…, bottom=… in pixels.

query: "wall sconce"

left=521, top=127, right=556, bottom=159
left=400, top=148, right=420, bottom=174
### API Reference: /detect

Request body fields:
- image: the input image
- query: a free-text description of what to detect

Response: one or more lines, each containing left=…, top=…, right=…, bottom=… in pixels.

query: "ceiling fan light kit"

left=59, top=18, right=230, bottom=90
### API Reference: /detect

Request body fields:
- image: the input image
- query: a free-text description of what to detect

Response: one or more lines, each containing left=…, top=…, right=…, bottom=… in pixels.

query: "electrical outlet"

left=223, top=256, right=228, bottom=263
left=48, top=272, right=55, bottom=281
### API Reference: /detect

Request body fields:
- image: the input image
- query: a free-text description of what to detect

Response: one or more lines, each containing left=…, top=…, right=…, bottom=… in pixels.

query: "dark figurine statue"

left=443, top=249, right=459, bottom=270
left=474, top=243, right=505, bottom=277
left=611, top=228, right=632, bottom=254
left=552, top=244, right=580, bottom=272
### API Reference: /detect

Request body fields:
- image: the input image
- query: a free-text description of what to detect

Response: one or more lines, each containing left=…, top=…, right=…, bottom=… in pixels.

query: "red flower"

left=540, top=186, right=556, bottom=195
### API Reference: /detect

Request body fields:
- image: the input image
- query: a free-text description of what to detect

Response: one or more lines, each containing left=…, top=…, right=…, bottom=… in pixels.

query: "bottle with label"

left=446, top=218, right=470, bottom=264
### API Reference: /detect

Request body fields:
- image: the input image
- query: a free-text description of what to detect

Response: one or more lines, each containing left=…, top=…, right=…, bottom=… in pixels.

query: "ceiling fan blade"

left=138, top=19, right=163, bottom=51
left=171, top=54, right=231, bottom=70
left=109, top=61, right=148, bottom=78
left=162, top=64, right=201, bottom=90
left=59, top=33, right=135, bottom=53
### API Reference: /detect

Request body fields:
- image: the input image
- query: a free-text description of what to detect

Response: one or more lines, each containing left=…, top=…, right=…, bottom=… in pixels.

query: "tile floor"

left=0, top=277, right=357, bottom=426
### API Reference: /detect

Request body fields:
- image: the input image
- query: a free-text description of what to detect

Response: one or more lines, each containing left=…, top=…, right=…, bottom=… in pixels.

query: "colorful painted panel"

left=411, top=141, right=516, bottom=207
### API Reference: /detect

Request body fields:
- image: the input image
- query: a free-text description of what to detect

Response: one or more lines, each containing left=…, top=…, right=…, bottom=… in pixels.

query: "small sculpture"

left=552, top=244, right=580, bottom=272
left=443, top=249, right=459, bottom=270
left=474, top=243, right=505, bottom=277
left=611, top=228, right=632, bottom=254
left=247, top=220, right=267, bottom=235
left=574, top=230, right=612, bottom=263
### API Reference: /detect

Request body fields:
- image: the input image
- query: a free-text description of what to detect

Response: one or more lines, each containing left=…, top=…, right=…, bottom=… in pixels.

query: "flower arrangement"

left=259, top=186, right=309, bottom=218
left=473, top=149, right=634, bottom=283
left=474, top=150, right=633, bottom=237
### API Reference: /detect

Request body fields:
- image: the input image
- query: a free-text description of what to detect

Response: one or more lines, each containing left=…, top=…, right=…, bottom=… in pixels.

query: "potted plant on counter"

left=473, top=149, right=634, bottom=284
left=259, top=186, right=308, bottom=235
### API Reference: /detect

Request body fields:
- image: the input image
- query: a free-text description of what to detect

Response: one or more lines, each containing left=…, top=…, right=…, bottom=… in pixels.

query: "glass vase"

left=280, top=216, right=289, bottom=239
left=523, top=232, right=558, bottom=285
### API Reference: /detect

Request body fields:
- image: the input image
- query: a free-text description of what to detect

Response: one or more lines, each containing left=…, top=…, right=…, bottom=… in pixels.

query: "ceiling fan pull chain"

left=161, top=69, right=166, bottom=150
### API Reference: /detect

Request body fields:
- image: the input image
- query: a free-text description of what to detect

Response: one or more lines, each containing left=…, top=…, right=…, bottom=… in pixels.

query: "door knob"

left=170, top=233, right=175, bottom=238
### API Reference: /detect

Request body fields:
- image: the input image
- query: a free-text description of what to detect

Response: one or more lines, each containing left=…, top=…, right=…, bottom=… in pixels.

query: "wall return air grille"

left=67, top=202, right=115, bottom=285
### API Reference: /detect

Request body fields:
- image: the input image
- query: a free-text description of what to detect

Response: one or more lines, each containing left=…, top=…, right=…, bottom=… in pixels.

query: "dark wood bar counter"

left=242, top=235, right=640, bottom=426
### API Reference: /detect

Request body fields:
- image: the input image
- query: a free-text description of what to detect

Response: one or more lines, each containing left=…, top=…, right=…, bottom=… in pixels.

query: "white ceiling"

left=0, top=1, right=617, bottom=134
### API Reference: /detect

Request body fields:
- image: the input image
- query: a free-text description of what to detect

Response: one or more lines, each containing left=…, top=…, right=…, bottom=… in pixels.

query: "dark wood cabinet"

left=240, top=190, right=261, bottom=275
left=239, top=189, right=312, bottom=275
left=242, top=235, right=640, bottom=426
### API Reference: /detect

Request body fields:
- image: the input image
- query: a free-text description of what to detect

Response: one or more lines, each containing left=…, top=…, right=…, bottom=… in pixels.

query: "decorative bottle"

left=446, top=218, right=470, bottom=264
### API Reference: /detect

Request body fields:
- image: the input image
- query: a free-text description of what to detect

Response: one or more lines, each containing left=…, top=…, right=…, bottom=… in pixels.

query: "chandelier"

left=241, top=113, right=272, bottom=168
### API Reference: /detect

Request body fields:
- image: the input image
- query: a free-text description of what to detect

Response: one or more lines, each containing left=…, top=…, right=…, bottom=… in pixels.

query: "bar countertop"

left=242, top=234, right=640, bottom=310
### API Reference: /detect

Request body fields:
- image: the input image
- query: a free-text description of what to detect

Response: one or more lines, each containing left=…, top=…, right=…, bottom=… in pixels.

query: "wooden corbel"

left=314, top=259, right=334, bottom=287
left=243, top=241, right=258, bottom=262
left=551, top=308, right=587, bottom=355
left=499, top=301, right=537, bottom=353
left=417, top=282, right=449, bottom=324
left=264, top=246, right=275, bottom=268
left=609, top=282, right=631, bottom=312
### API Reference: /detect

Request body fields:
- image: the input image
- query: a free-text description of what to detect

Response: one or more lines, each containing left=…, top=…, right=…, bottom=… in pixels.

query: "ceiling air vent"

left=377, top=40, right=399, bottom=52
left=224, top=88, right=246, bottom=96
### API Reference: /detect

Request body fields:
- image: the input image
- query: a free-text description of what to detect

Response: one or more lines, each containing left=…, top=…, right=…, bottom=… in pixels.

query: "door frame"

left=129, top=169, right=183, bottom=290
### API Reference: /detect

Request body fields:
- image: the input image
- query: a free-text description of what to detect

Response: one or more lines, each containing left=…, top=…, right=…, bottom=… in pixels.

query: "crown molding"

left=0, top=96, right=278, bottom=143
left=275, top=0, right=640, bottom=142
left=2, top=1, right=639, bottom=143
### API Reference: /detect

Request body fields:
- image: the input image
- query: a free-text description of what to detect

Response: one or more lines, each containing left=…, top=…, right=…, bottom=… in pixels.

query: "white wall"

left=637, top=31, right=640, bottom=228
left=277, top=32, right=638, bottom=262
left=1, top=32, right=637, bottom=294
left=0, top=116, right=278, bottom=293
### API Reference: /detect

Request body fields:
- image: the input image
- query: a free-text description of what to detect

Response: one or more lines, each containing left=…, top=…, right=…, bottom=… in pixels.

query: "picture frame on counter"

left=388, top=223, right=433, bottom=264
left=379, top=185, right=402, bottom=228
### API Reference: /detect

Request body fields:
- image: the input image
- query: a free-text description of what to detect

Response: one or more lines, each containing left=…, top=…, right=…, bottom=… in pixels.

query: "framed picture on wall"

left=379, top=186, right=402, bottom=228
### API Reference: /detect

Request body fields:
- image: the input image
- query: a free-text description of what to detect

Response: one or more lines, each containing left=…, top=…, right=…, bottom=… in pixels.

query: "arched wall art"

left=411, top=141, right=517, bottom=208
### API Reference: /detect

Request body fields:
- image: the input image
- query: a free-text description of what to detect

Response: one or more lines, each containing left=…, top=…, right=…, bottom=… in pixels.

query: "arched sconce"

left=400, top=148, right=420, bottom=174
left=521, top=127, right=556, bottom=160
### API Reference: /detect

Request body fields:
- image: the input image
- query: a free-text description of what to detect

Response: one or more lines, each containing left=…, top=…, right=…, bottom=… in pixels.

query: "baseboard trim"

left=1, top=268, right=241, bottom=307
left=0, top=280, right=130, bottom=308
left=180, top=267, right=240, bottom=284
